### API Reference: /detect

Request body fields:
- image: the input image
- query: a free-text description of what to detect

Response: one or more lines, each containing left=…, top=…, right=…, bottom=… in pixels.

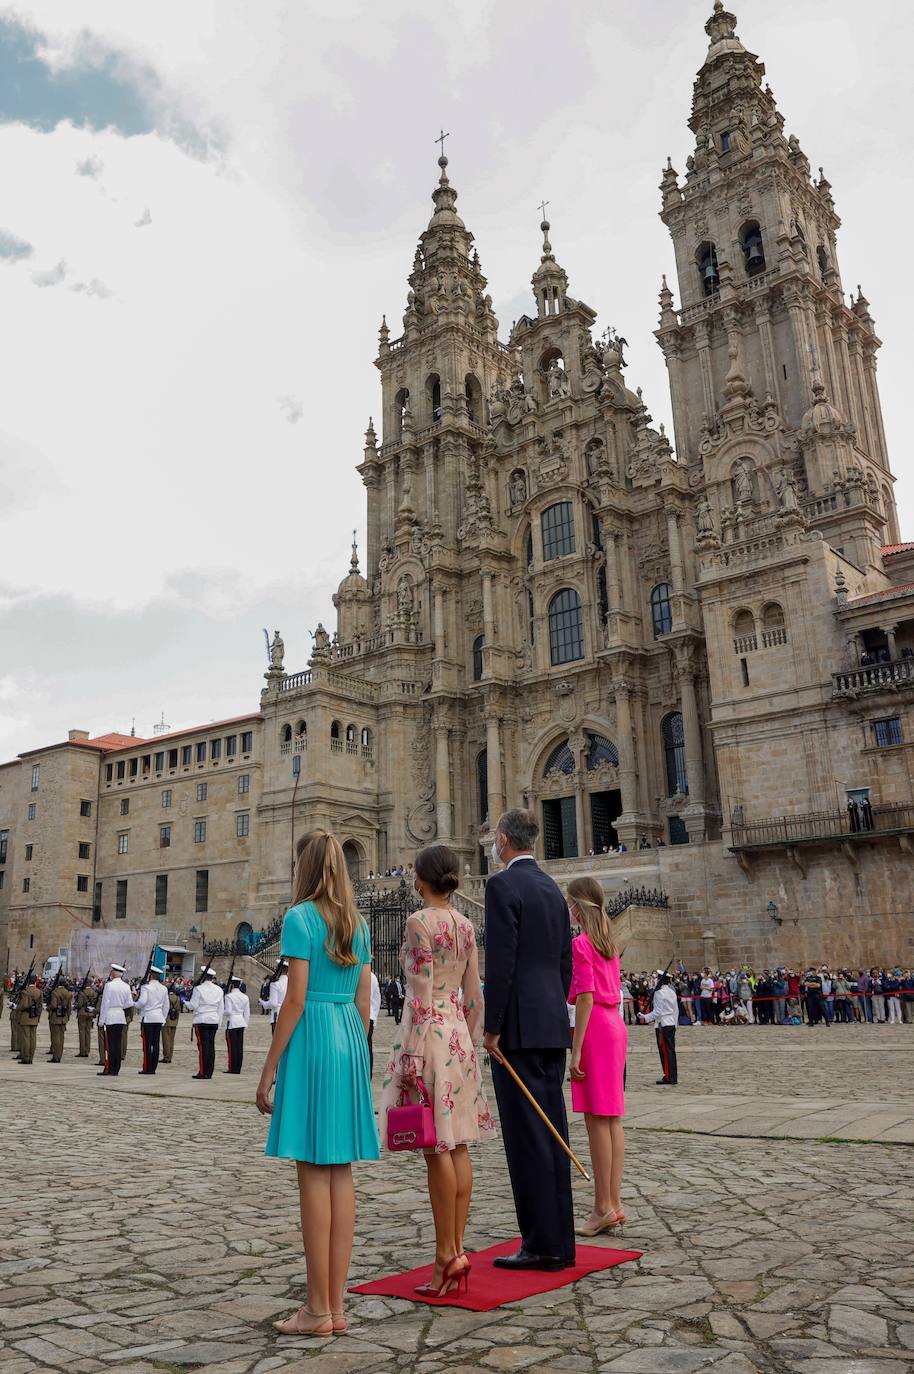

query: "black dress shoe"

left=656, top=1079, right=675, bottom=1085
left=96, top=1071, right=108, bottom=1076
left=493, top=1249, right=566, bottom=1272
left=191, top=1073, right=205, bottom=1079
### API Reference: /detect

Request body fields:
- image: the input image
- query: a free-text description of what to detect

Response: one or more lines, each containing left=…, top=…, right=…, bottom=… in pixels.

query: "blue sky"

left=0, top=0, right=912, bottom=758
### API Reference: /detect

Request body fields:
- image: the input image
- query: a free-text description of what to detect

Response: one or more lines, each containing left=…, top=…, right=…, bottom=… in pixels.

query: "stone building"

left=2, top=3, right=912, bottom=973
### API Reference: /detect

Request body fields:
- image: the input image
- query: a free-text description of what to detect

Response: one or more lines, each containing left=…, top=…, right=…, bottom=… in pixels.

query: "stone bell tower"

left=656, top=0, right=898, bottom=574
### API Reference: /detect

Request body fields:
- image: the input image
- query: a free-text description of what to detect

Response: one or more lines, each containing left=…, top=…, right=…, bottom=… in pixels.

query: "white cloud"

left=277, top=394, right=303, bottom=425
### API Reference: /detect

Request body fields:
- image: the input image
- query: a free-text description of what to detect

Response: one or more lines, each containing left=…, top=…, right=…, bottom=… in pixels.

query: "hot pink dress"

left=568, top=933, right=627, bottom=1117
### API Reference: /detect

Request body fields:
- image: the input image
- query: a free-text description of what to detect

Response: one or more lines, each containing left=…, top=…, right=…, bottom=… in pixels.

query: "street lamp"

left=767, top=901, right=782, bottom=926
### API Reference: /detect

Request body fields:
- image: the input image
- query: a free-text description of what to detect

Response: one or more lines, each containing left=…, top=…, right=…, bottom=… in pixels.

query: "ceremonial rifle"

left=222, top=954, right=236, bottom=996
left=14, top=956, right=36, bottom=999
left=43, top=964, right=63, bottom=1008
left=138, top=945, right=156, bottom=988
left=189, top=955, right=213, bottom=1042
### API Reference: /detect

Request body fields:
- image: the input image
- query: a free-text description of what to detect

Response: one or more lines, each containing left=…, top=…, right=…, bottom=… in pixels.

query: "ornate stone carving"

left=406, top=710, right=437, bottom=845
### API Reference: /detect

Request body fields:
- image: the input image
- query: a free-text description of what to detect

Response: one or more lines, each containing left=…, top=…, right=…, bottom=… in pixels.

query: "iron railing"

left=731, top=801, right=914, bottom=848
left=607, top=887, right=670, bottom=918
left=203, top=917, right=282, bottom=959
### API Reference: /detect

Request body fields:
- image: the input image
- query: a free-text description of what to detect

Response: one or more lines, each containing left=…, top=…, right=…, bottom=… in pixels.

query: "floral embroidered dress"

left=380, top=906, right=496, bottom=1153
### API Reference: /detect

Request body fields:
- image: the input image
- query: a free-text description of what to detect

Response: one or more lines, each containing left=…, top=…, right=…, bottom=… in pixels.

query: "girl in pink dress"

left=567, top=876, right=628, bottom=1237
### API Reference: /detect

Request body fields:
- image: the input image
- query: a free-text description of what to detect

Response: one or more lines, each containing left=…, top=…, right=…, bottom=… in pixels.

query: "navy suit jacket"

left=483, top=858, right=572, bottom=1051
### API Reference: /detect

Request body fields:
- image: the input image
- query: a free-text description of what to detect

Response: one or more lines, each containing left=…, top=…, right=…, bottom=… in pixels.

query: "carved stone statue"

left=509, top=469, right=527, bottom=506
left=732, top=460, right=754, bottom=505
left=397, top=579, right=415, bottom=619
left=776, top=465, right=799, bottom=513
left=696, top=494, right=715, bottom=536
left=546, top=358, right=571, bottom=400
left=310, top=622, right=331, bottom=663
left=269, top=630, right=285, bottom=672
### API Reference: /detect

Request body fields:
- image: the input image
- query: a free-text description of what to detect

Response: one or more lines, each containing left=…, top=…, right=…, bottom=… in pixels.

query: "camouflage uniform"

left=76, top=984, right=100, bottom=1058
left=160, top=988, right=181, bottom=1063
left=17, top=981, right=42, bottom=1064
left=48, top=981, right=72, bottom=1062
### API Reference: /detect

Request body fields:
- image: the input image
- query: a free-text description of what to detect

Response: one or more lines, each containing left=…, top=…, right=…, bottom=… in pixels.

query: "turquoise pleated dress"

left=264, top=901, right=380, bottom=1165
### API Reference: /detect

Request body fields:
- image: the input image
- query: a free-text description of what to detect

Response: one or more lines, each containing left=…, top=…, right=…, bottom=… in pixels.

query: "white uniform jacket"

left=369, top=972, right=381, bottom=1024
left=134, top=981, right=169, bottom=1024
left=267, top=973, right=287, bottom=1024
left=188, top=981, right=225, bottom=1025
left=99, top=976, right=134, bottom=1027
left=641, top=983, right=679, bottom=1028
left=223, top=989, right=250, bottom=1030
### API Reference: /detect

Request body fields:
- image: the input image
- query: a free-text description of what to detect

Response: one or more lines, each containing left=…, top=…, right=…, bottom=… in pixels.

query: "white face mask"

left=490, top=838, right=502, bottom=867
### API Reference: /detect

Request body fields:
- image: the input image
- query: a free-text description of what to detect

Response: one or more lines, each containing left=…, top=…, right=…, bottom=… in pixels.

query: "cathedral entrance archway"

left=234, top=921, right=254, bottom=951
left=342, top=839, right=365, bottom=881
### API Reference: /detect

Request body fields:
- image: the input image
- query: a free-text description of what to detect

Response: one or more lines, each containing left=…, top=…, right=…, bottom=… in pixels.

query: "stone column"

left=485, top=711, right=503, bottom=828
left=482, top=572, right=495, bottom=639
left=678, top=665, right=705, bottom=805
left=435, top=726, right=452, bottom=838
left=433, top=586, right=446, bottom=659
left=574, top=782, right=586, bottom=858
left=602, top=523, right=623, bottom=610
left=667, top=509, right=684, bottom=597
left=614, top=684, right=638, bottom=819
left=882, top=624, right=898, bottom=660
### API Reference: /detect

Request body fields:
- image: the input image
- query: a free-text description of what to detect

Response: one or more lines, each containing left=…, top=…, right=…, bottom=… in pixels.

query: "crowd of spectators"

left=621, top=966, right=914, bottom=1026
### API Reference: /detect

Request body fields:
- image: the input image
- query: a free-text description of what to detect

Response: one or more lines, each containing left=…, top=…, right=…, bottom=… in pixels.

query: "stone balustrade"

left=832, top=656, right=914, bottom=697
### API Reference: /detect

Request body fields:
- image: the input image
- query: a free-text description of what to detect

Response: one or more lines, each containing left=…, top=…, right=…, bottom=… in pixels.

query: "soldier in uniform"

left=96, top=980, right=108, bottom=1065
left=48, top=976, right=72, bottom=1062
left=188, top=967, right=224, bottom=1079
left=97, top=963, right=133, bottom=1076
left=76, top=978, right=100, bottom=1058
left=9, top=982, right=20, bottom=1057
left=160, top=983, right=182, bottom=1063
left=17, top=973, right=43, bottom=1065
left=134, top=964, right=169, bottom=1075
left=222, top=974, right=250, bottom=1074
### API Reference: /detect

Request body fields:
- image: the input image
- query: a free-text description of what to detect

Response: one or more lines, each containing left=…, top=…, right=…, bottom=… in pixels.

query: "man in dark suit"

left=483, top=808, right=575, bottom=1271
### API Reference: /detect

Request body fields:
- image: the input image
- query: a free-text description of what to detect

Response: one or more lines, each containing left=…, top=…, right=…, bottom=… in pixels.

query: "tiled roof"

left=73, top=733, right=148, bottom=751
left=882, top=542, right=914, bottom=556
left=850, top=581, right=914, bottom=606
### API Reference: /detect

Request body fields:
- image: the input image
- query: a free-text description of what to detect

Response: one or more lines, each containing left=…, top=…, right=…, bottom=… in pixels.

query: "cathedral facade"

left=2, top=3, right=912, bottom=973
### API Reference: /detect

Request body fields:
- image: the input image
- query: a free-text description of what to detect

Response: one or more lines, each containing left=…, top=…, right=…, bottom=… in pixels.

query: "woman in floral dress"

left=380, top=844, right=495, bottom=1296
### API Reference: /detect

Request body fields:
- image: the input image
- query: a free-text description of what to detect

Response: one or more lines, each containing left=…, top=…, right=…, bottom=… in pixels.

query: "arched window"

left=697, top=242, right=720, bottom=297
left=548, top=589, right=584, bottom=665
left=740, top=222, right=766, bottom=276
left=281, top=723, right=292, bottom=743
left=345, top=723, right=357, bottom=743
left=586, top=734, right=619, bottom=769
left=761, top=603, right=784, bottom=630
left=882, top=485, right=900, bottom=544
left=543, top=739, right=575, bottom=777
left=541, top=502, right=576, bottom=561
left=472, top=634, right=484, bottom=682
left=295, top=720, right=306, bottom=737
left=465, top=373, right=482, bottom=423
left=330, top=720, right=340, bottom=740
left=650, top=583, right=673, bottom=638
left=394, top=388, right=409, bottom=437
left=662, top=712, right=688, bottom=796
left=476, top=749, right=488, bottom=824
left=427, top=373, right=441, bottom=422
left=733, top=608, right=756, bottom=651
left=360, top=726, right=372, bottom=748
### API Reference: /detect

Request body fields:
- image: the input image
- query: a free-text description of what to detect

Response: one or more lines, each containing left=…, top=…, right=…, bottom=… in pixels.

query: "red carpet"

left=350, top=1237, right=642, bottom=1311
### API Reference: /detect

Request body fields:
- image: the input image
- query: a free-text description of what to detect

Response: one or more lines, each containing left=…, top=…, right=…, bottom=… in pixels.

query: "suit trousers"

left=104, top=1024, right=125, bottom=1075
left=195, top=1023, right=217, bottom=1077
left=491, top=1048, right=575, bottom=1263
left=140, top=1022, right=162, bottom=1073
left=656, top=1026, right=678, bottom=1082
left=225, top=1027, right=244, bottom=1073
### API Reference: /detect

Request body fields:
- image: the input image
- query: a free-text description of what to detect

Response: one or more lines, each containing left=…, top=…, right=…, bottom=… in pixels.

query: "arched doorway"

left=234, top=920, right=254, bottom=952
left=342, top=840, right=364, bottom=881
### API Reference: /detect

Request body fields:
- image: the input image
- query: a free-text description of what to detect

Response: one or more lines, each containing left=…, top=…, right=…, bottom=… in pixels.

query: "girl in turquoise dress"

left=257, top=830, right=379, bottom=1339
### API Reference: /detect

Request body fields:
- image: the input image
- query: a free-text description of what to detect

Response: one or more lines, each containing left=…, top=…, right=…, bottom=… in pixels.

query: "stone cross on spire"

left=435, top=128, right=450, bottom=160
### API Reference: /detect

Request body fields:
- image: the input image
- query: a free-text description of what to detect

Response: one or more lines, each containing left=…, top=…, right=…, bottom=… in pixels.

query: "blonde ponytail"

left=567, top=876, right=617, bottom=961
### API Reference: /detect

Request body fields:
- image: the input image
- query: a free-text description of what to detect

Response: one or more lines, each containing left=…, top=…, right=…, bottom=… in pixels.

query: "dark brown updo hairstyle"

left=415, top=844, right=460, bottom=896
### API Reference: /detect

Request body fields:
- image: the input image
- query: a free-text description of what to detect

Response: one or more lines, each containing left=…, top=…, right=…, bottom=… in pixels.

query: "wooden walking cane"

left=492, top=1049, right=591, bottom=1182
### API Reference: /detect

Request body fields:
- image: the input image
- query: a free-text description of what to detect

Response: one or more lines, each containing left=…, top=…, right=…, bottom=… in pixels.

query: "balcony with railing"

left=832, top=655, right=914, bottom=698
left=731, top=801, right=914, bottom=850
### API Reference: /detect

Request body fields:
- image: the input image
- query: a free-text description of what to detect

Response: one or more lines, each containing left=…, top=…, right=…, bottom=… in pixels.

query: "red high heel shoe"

left=414, top=1253, right=471, bottom=1298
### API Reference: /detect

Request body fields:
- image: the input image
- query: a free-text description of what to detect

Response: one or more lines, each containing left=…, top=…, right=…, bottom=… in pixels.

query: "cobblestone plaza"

left=2, top=1013, right=912, bottom=1374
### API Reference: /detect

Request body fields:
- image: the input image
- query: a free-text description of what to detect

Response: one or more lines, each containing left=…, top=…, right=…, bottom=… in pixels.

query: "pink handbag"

left=387, top=1076, right=437, bottom=1152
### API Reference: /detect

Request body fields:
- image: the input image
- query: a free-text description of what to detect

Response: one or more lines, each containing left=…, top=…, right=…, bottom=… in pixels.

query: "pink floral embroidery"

left=477, top=1105, right=495, bottom=1131
left=385, top=1058, right=397, bottom=1077
left=441, top=1082, right=455, bottom=1112
left=409, top=999, right=431, bottom=1025
left=448, top=1029, right=467, bottom=1062
left=462, top=923, right=475, bottom=954
left=449, top=990, right=465, bottom=1019
left=469, top=1048, right=478, bottom=1068
left=407, top=946, right=433, bottom=977
left=434, top=921, right=455, bottom=953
